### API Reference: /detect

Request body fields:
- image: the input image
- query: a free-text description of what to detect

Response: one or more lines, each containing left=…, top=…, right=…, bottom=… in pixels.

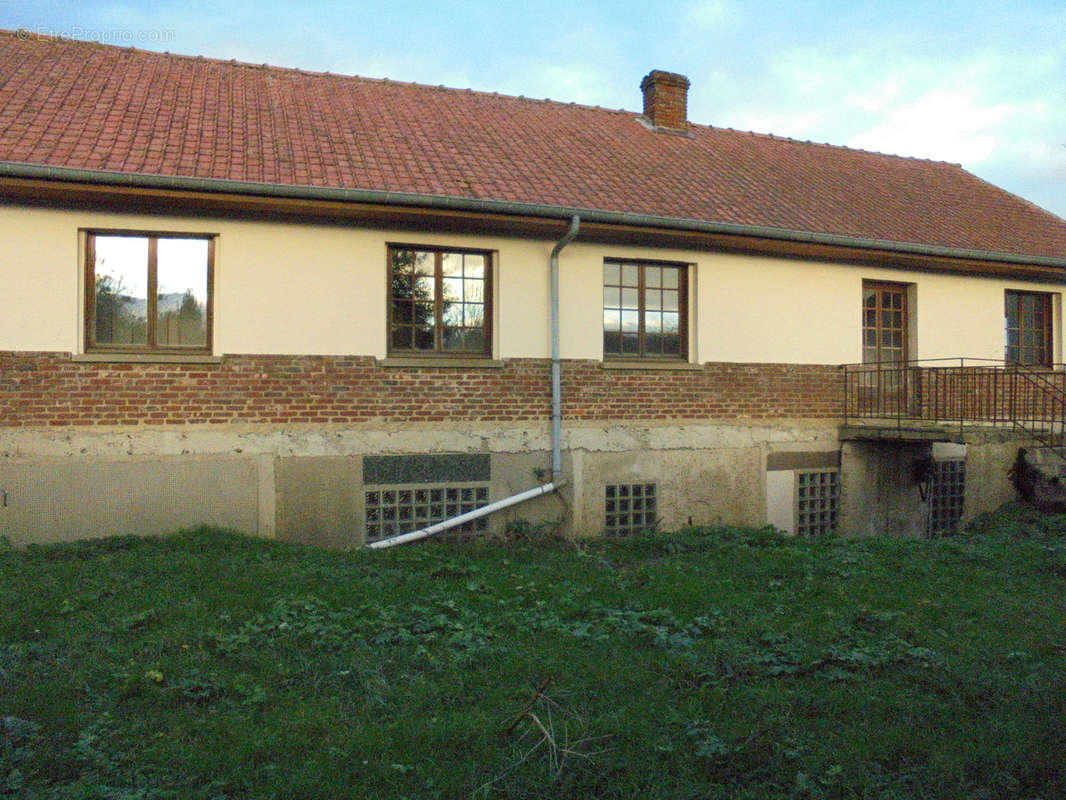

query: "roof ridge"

left=708, top=123, right=961, bottom=167
left=1, top=27, right=641, bottom=120
left=0, top=28, right=967, bottom=169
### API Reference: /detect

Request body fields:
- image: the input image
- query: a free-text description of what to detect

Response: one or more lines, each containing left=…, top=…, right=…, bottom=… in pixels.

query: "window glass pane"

left=621, top=310, right=639, bottom=333
left=662, top=268, right=679, bottom=289
left=442, top=327, right=465, bottom=351
left=621, top=264, right=639, bottom=286
left=442, top=302, right=462, bottom=327
left=646, top=289, right=662, bottom=311
left=603, top=263, right=620, bottom=284
left=662, top=334, right=681, bottom=355
left=662, top=312, right=680, bottom=334
left=621, top=288, right=639, bottom=310
left=442, top=277, right=462, bottom=302
left=415, top=274, right=435, bottom=298
left=464, top=280, right=484, bottom=303
left=463, top=329, right=485, bottom=352
left=441, top=253, right=462, bottom=277
left=391, top=326, right=412, bottom=350
left=464, top=304, right=484, bottom=327
left=646, top=267, right=662, bottom=288
left=604, top=287, right=620, bottom=308
left=645, top=312, right=662, bottom=333
left=414, top=326, right=435, bottom=350
left=662, top=290, right=679, bottom=312
left=156, top=239, right=208, bottom=348
left=603, top=309, right=620, bottom=331
left=463, top=255, right=485, bottom=279
left=94, top=236, right=148, bottom=346
left=604, top=330, right=621, bottom=353
left=622, top=332, right=639, bottom=354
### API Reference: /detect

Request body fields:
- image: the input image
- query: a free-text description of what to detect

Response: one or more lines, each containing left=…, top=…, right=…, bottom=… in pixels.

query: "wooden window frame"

left=1005, top=290, right=1053, bottom=367
left=84, top=230, right=215, bottom=355
left=387, top=244, right=494, bottom=358
left=861, top=280, right=908, bottom=365
left=602, top=259, right=689, bottom=360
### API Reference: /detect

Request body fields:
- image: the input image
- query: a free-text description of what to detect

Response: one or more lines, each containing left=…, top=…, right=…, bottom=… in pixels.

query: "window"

left=603, top=260, right=687, bottom=359
left=795, top=470, right=839, bottom=537
left=1006, top=290, right=1052, bottom=366
left=365, top=485, right=489, bottom=542
left=605, top=483, right=658, bottom=536
left=86, top=231, right=213, bottom=353
left=862, top=281, right=907, bottom=366
left=388, top=246, right=491, bottom=356
left=926, top=460, right=965, bottom=537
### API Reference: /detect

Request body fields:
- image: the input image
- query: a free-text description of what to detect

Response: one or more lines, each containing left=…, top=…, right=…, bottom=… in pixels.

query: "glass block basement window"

left=927, top=460, right=965, bottom=537
left=365, top=485, right=490, bottom=542
left=795, top=470, right=839, bottom=537
left=605, top=483, right=658, bottom=536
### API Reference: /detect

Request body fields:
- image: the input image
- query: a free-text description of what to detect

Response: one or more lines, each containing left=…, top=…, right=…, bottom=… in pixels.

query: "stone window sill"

left=601, top=360, right=700, bottom=371
left=380, top=357, right=507, bottom=368
left=72, top=352, right=223, bottom=364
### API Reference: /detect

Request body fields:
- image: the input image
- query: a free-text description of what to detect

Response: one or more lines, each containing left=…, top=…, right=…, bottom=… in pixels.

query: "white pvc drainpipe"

left=366, top=482, right=558, bottom=549
left=367, top=217, right=581, bottom=549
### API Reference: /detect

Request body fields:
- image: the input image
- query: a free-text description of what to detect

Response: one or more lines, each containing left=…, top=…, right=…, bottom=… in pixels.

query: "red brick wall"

left=0, top=352, right=842, bottom=427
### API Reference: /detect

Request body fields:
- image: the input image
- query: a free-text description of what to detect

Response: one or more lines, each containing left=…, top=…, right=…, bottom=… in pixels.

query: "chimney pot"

left=640, top=70, right=690, bottom=132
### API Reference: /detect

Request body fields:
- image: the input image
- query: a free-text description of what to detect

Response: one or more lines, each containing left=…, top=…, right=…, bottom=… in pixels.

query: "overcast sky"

left=7, top=0, right=1066, bottom=219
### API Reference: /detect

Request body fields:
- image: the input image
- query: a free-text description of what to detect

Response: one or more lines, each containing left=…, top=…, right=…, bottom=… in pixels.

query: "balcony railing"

left=842, top=358, right=1066, bottom=454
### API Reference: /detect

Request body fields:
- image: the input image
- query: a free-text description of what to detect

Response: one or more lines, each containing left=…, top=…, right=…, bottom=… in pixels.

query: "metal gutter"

left=1, top=161, right=1064, bottom=270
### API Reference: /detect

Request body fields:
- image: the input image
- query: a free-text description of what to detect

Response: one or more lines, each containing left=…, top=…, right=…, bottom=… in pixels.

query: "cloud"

left=685, top=0, right=739, bottom=29
left=847, top=90, right=1022, bottom=164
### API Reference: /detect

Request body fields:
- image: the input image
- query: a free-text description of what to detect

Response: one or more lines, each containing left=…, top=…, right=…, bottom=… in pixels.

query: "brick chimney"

left=640, top=70, right=690, bottom=132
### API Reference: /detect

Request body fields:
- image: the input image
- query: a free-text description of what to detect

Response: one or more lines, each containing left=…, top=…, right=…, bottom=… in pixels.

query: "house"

left=2, top=30, right=1066, bottom=547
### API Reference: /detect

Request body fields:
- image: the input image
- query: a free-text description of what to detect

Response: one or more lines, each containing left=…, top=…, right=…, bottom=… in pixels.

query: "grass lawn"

left=2, top=504, right=1066, bottom=799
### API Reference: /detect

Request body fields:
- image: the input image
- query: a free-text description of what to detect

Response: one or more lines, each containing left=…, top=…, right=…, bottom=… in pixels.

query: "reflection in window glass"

left=157, top=239, right=209, bottom=347
left=602, top=260, right=686, bottom=359
left=389, top=247, right=491, bottom=355
left=89, top=233, right=212, bottom=352
left=94, top=236, right=148, bottom=346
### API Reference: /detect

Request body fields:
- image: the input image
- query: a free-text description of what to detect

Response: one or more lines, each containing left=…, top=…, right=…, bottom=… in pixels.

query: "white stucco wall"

left=0, top=203, right=1062, bottom=364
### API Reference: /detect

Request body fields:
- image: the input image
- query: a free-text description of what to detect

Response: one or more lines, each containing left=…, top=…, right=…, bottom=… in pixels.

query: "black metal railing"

left=842, top=358, right=1066, bottom=455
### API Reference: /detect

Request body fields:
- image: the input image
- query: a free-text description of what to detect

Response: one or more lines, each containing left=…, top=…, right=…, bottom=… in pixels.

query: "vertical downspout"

left=551, top=216, right=581, bottom=482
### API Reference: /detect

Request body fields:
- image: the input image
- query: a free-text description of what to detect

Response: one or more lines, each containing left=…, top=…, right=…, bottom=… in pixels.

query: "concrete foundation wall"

left=0, top=456, right=261, bottom=546
left=839, top=433, right=1022, bottom=538
left=0, top=420, right=839, bottom=547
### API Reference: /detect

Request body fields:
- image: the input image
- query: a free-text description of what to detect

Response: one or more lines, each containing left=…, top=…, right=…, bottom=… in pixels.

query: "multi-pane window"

left=86, top=232, right=213, bottom=353
left=927, top=460, right=965, bottom=537
left=365, top=484, right=489, bottom=543
left=1005, top=290, right=1052, bottom=367
left=389, top=246, right=491, bottom=356
left=603, top=261, right=686, bottom=358
left=605, top=483, right=658, bottom=536
left=862, top=281, right=907, bottom=365
left=795, top=470, right=839, bottom=537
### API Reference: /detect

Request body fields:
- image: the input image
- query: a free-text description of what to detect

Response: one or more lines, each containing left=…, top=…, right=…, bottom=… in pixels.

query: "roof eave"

left=1, top=161, right=1064, bottom=273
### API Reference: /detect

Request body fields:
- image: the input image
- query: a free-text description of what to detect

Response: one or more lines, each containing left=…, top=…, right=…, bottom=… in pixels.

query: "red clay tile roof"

left=2, top=29, right=1065, bottom=260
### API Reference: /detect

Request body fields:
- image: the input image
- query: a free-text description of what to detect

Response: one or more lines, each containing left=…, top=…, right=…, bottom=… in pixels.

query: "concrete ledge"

left=72, top=352, right=223, bottom=364
left=379, top=357, right=507, bottom=368
left=601, top=360, right=701, bottom=371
